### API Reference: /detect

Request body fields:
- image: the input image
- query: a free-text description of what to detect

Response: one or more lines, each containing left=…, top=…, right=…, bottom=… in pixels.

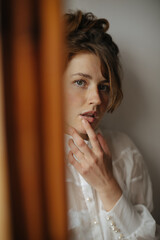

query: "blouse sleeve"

left=100, top=131, right=157, bottom=240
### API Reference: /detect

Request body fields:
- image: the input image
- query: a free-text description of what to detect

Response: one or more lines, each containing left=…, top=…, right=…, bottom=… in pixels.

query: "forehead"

left=65, top=53, right=104, bottom=79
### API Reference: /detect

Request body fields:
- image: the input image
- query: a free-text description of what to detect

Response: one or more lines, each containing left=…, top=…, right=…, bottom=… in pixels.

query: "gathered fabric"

left=65, top=129, right=157, bottom=240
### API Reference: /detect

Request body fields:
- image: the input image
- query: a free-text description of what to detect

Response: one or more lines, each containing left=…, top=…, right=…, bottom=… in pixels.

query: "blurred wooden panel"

left=1, top=0, right=67, bottom=239
left=12, top=0, right=44, bottom=239
left=0, top=38, right=12, bottom=240
left=40, top=0, right=67, bottom=239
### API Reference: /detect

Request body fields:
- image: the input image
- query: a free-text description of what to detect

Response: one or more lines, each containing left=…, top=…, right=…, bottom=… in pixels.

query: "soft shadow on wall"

left=100, top=51, right=160, bottom=223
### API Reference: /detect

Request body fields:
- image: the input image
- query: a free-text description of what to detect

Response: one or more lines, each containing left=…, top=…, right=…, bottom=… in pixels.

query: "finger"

left=68, top=127, right=93, bottom=159
left=97, top=133, right=111, bottom=157
left=66, top=125, right=76, bottom=136
left=68, top=139, right=86, bottom=163
left=68, top=151, right=83, bottom=174
left=81, top=119, right=101, bottom=153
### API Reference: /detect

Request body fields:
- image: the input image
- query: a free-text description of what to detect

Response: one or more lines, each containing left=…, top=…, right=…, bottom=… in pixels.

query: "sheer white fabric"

left=65, top=129, right=158, bottom=240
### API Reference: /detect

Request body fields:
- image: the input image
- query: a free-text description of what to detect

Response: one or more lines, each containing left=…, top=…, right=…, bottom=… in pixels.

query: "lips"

left=80, top=111, right=99, bottom=123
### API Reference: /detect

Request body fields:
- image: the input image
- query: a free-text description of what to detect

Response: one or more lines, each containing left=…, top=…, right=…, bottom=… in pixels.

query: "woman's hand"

left=67, top=119, right=122, bottom=211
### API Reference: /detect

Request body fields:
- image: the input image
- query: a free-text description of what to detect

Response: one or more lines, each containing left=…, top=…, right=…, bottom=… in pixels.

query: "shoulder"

left=100, top=128, right=139, bottom=160
left=102, top=129, right=136, bottom=147
left=99, top=129, right=153, bottom=209
left=100, top=129, right=148, bottom=180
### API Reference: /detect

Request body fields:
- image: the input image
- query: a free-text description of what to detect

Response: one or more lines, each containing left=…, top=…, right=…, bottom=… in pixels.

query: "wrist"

left=97, top=179, right=122, bottom=211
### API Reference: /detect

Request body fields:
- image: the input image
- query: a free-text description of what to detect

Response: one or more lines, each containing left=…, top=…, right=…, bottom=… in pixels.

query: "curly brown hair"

left=64, top=10, right=123, bottom=112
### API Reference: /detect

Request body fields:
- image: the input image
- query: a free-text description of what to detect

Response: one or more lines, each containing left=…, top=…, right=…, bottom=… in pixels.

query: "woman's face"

left=64, top=53, right=109, bottom=138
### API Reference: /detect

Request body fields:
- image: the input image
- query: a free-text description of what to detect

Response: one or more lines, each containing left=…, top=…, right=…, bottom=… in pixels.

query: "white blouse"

left=65, top=129, right=158, bottom=240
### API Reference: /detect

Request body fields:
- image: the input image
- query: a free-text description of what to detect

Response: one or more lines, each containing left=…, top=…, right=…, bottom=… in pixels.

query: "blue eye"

left=98, top=84, right=110, bottom=92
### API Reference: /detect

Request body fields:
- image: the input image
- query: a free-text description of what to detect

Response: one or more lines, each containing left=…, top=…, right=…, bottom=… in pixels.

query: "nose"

left=88, top=86, right=101, bottom=106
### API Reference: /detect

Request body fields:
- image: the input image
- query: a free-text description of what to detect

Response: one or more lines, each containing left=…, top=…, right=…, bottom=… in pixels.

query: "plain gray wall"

left=64, top=0, right=160, bottom=223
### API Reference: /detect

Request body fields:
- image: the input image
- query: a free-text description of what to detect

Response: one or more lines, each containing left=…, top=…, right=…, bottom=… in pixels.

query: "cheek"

left=65, top=89, right=84, bottom=110
left=65, top=91, right=75, bottom=104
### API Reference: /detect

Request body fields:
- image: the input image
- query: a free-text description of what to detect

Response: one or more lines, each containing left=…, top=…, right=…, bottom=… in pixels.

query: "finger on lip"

left=82, top=118, right=90, bottom=126
left=81, top=119, right=93, bottom=132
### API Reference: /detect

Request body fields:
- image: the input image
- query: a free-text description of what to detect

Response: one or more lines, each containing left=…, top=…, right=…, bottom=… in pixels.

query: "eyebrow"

left=71, top=72, right=109, bottom=82
left=71, top=73, right=92, bottom=79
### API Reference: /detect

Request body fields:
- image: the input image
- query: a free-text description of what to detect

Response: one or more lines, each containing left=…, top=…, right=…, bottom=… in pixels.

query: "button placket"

left=79, top=175, right=103, bottom=239
left=106, top=215, right=125, bottom=240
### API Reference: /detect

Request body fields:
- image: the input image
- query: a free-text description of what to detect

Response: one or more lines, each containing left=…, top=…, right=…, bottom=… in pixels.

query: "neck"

left=65, top=129, right=89, bottom=140
left=78, top=132, right=89, bottom=140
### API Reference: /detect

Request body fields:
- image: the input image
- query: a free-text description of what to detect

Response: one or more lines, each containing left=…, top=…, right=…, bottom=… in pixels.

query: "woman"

left=63, top=10, right=157, bottom=239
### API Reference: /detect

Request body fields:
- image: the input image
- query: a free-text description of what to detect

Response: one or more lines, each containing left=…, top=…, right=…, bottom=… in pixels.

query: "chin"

left=76, top=125, right=86, bottom=135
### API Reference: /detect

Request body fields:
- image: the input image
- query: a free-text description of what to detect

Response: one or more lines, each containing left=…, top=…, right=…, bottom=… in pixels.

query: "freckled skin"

left=64, top=53, right=109, bottom=139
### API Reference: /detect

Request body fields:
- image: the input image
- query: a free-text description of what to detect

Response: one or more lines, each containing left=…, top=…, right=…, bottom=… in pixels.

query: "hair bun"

left=64, top=10, right=109, bottom=36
